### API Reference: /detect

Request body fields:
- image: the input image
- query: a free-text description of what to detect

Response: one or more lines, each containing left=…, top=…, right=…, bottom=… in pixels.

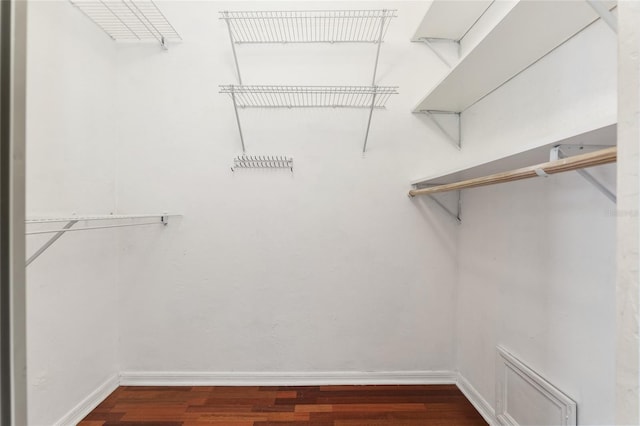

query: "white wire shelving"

left=231, top=155, right=293, bottom=172
left=69, top=0, right=181, bottom=49
left=26, top=214, right=179, bottom=266
left=220, top=85, right=398, bottom=109
left=220, top=9, right=398, bottom=154
left=220, top=10, right=397, bottom=44
left=220, top=85, right=399, bottom=153
left=221, top=9, right=396, bottom=85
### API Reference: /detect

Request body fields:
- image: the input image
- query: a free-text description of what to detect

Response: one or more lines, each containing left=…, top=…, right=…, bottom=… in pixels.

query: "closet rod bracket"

left=551, top=145, right=616, bottom=203
left=411, top=184, right=462, bottom=224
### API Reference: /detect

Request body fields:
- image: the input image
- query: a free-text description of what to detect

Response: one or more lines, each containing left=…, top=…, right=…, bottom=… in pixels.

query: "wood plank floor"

left=78, top=385, right=488, bottom=425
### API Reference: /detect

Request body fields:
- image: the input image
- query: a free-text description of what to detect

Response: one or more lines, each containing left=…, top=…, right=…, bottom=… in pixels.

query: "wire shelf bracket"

left=69, top=0, right=181, bottom=49
left=220, top=85, right=398, bottom=153
left=417, top=110, right=461, bottom=149
left=26, top=214, right=177, bottom=266
left=231, top=155, right=293, bottom=172
left=220, top=9, right=397, bottom=85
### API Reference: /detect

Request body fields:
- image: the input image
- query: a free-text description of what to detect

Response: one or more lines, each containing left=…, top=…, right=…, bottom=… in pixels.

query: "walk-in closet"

left=1, top=0, right=638, bottom=425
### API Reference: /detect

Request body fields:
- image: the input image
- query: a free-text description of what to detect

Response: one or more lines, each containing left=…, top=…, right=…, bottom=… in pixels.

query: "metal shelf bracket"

left=551, top=145, right=616, bottom=203
left=411, top=184, right=462, bottom=223
left=26, top=220, right=79, bottom=267
left=586, top=0, right=617, bottom=33
left=414, top=37, right=460, bottom=67
left=418, top=110, right=461, bottom=149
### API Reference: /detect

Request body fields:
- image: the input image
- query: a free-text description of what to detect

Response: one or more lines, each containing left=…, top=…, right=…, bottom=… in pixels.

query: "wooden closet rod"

left=409, top=146, right=617, bottom=197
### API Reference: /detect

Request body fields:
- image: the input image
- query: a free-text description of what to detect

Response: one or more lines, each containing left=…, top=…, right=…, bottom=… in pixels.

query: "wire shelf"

left=69, top=0, right=181, bottom=46
left=231, top=155, right=293, bottom=171
left=220, top=85, right=398, bottom=109
left=220, top=10, right=397, bottom=44
left=26, top=214, right=173, bottom=224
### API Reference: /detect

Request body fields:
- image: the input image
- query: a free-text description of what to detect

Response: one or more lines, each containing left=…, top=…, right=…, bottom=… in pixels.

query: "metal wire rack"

left=25, top=214, right=178, bottom=266
left=220, top=10, right=397, bottom=44
left=69, top=0, right=181, bottom=48
left=220, top=85, right=398, bottom=109
left=231, top=155, right=293, bottom=171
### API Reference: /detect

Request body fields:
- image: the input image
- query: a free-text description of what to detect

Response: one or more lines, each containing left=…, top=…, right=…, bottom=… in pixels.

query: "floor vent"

left=496, top=346, right=577, bottom=426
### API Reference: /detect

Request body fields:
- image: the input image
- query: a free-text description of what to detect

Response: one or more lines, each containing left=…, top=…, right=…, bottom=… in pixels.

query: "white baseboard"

left=54, top=374, right=119, bottom=426
left=119, top=370, right=457, bottom=386
left=457, top=373, right=498, bottom=426
left=53, top=370, right=495, bottom=426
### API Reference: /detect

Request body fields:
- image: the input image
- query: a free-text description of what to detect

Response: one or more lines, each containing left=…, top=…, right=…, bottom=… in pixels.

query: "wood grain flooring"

left=78, top=385, right=488, bottom=426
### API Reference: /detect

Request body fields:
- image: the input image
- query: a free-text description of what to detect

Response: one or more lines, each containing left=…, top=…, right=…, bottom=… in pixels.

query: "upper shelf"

left=411, top=0, right=492, bottom=42
left=411, top=124, right=616, bottom=187
left=220, top=85, right=398, bottom=109
left=413, top=0, right=615, bottom=113
left=220, top=10, right=397, bottom=44
left=70, top=0, right=181, bottom=47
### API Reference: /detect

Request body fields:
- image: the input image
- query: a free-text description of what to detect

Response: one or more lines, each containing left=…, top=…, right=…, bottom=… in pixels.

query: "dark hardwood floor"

left=78, top=385, right=488, bottom=425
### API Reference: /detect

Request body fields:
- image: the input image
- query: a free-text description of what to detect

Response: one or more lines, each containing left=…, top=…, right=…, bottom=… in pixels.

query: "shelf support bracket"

left=414, top=37, right=459, bottom=67
left=419, top=110, right=461, bottom=149
left=230, top=86, right=247, bottom=153
left=26, top=220, right=78, bottom=267
left=411, top=183, right=461, bottom=223
left=551, top=145, right=616, bottom=203
left=223, top=11, right=243, bottom=84
left=426, top=191, right=461, bottom=224
left=362, top=87, right=378, bottom=154
left=371, top=11, right=387, bottom=85
left=586, top=0, right=617, bottom=33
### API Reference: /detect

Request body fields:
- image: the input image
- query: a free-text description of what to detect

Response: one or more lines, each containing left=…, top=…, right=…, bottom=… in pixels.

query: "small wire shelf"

left=220, top=85, right=398, bottom=109
left=220, top=10, right=397, bottom=44
left=69, top=0, right=181, bottom=47
left=231, top=155, right=293, bottom=171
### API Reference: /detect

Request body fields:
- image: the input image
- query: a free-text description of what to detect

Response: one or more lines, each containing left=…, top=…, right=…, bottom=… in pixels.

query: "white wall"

left=26, top=2, right=119, bottom=425
left=114, top=1, right=461, bottom=374
left=616, top=1, right=640, bottom=423
left=454, top=14, right=617, bottom=426
left=24, top=1, right=622, bottom=425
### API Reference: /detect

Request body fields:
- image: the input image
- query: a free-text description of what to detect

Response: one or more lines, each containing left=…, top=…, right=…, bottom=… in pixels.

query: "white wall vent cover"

left=496, top=346, right=577, bottom=426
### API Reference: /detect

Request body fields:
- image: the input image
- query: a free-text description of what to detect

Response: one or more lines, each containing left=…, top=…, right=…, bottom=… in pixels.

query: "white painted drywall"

left=24, top=2, right=625, bottom=425
left=25, top=2, right=120, bottom=425
left=616, top=1, right=640, bottom=423
left=455, top=15, right=617, bottom=426
left=113, top=1, right=460, bottom=374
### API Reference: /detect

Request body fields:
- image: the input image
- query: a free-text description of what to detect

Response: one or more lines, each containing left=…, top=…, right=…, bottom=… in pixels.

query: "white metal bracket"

left=414, top=37, right=460, bottom=67
left=418, top=110, right=461, bottom=149
left=586, top=0, right=617, bottom=33
left=411, top=184, right=462, bottom=224
left=26, top=220, right=78, bottom=267
left=551, top=144, right=616, bottom=203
